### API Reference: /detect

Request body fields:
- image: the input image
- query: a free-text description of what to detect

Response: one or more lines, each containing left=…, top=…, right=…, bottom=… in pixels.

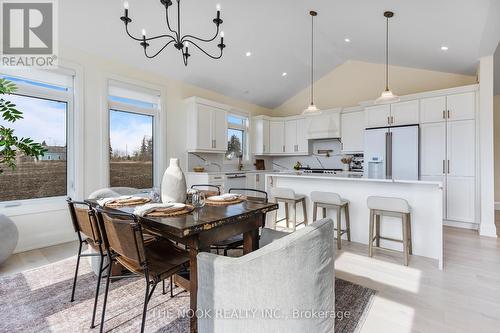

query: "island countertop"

left=266, top=173, right=444, bottom=269
left=266, top=172, right=443, bottom=187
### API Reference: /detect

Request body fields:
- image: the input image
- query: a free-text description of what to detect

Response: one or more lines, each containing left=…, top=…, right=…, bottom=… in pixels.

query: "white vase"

left=161, top=158, right=187, bottom=203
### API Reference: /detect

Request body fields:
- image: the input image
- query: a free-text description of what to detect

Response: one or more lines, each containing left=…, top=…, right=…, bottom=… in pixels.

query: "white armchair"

left=197, top=218, right=335, bottom=333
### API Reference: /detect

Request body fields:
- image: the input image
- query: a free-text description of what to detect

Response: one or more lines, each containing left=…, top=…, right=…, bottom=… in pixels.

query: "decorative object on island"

left=293, top=161, right=303, bottom=170
left=193, top=166, right=205, bottom=173
left=161, top=158, right=187, bottom=203
left=0, top=78, right=46, bottom=174
left=120, top=1, right=225, bottom=66
left=375, top=11, right=400, bottom=105
left=0, top=214, right=18, bottom=265
left=341, top=156, right=353, bottom=171
left=254, top=159, right=265, bottom=170
left=302, top=11, right=321, bottom=115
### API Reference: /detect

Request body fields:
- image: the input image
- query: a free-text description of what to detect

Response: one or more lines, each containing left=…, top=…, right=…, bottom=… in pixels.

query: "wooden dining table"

left=86, top=197, right=278, bottom=333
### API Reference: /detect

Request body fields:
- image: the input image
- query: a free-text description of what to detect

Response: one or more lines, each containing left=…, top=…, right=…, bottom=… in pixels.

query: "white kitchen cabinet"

left=420, top=96, right=446, bottom=123
left=185, top=97, right=228, bottom=153
left=296, top=118, right=309, bottom=153
left=252, top=117, right=270, bottom=155
left=447, top=92, right=475, bottom=121
left=246, top=173, right=266, bottom=194
left=447, top=120, right=475, bottom=177
left=420, top=122, right=446, bottom=176
left=391, top=100, right=419, bottom=126
left=341, top=111, right=364, bottom=152
left=365, top=105, right=390, bottom=128
left=285, top=120, right=297, bottom=153
left=446, top=176, right=475, bottom=223
left=269, top=121, right=285, bottom=154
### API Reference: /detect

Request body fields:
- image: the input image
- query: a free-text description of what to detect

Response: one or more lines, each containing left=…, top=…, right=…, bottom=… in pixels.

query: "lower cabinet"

left=446, top=176, right=475, bottom=223
left=245, top=173, right=267, bottom=198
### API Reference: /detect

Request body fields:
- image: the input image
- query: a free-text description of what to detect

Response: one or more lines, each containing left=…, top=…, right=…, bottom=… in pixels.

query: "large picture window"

left=0, top=74, right=72, bottom=202
left=108, top=81, right=159, bottom=189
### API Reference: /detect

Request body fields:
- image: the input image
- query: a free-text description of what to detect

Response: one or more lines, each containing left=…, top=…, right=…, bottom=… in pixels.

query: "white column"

left=478, top=55, right=497, bottom=237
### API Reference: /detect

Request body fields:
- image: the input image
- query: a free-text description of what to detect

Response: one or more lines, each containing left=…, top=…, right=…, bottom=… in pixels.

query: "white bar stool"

left=270, top=187, right=308, bottom=231
left=367, top=196, right=412, bottom=266
left=311, top=191, right=351, bottom=250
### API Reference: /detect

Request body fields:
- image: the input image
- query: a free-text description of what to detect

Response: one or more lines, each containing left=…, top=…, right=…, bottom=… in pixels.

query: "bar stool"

left=367, top=196, right=412, bottom=266
left=270, top=187, right=308, bottom=231
left=311, top=191, right=351, bottom=250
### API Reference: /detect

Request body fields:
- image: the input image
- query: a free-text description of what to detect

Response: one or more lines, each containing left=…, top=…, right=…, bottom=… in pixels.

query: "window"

left=108, top=81, right=160, bottom=189
left=225, top=113, right=248, bottom=161
left=0, top=71, right=73, bottom=202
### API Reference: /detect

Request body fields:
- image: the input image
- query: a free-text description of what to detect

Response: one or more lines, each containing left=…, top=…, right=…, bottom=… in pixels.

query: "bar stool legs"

left=368, top=209, right=412, bottom=266
left=313, top=202, right=351, bottom=250
left=273, top=197, right=307, bottom=230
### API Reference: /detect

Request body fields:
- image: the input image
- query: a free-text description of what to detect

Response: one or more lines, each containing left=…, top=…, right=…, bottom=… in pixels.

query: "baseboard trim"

left=443, top=220, right=479, bottom=230
left=479, top=224, right=498, bottom=238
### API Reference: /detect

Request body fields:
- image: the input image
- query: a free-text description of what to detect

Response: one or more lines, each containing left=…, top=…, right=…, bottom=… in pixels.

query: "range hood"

left=306, top=108, right=341, bottom=139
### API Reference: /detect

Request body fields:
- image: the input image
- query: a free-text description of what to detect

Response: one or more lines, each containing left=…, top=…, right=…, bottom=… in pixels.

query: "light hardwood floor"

left=1, top=225, right=499, bottom=333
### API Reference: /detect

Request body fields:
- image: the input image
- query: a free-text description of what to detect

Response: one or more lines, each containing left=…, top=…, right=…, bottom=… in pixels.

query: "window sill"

left=2, top=196, right=68, bottom=217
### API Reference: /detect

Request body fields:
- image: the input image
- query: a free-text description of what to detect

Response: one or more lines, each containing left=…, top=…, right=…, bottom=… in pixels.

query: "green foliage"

left=227, top=134, right=242, bottom=159
left=0, top=78, right=47, bottom=174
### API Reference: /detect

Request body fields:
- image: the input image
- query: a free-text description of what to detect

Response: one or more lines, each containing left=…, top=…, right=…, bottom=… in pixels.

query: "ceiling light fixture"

left=282, top=72, right=287, bottom=77
left=375, top=11, right=400, bottom=105
left=120, top=1, right=226, bottom=66
left=441, top=46, right=449, bottom=51
left=246, top=51, right=252, bottom=57
left=344, top=38, right=351, bottom=43
left=303, top=10, right=321, bottom=116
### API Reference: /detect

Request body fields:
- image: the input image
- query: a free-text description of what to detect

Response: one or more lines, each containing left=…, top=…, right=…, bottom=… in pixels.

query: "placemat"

left=105, top=197, right=151, bottom=208
left=205, top=197, right=246, bottom=206
left=146, top=205, right=194, bottom=217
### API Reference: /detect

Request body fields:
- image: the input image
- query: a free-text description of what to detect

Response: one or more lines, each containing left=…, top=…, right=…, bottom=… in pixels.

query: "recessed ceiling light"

left=441, top=46, right=449, bottom=51
left=344, top=38, right=351, bottom=43
left=245, top=51, right=252, bottom=57
left=282, top=72, right=287, bottom=77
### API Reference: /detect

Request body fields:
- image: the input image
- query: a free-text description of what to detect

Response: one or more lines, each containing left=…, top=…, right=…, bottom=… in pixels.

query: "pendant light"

left=303, top=10, right=321, bottom=115
left=375, top=11, right=400, bottom=104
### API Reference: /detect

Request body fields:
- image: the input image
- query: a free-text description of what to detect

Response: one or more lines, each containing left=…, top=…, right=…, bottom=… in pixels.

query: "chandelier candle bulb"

left=141, top=28, right=146, bottom=37
left=123, top=1, right=129, bottom=9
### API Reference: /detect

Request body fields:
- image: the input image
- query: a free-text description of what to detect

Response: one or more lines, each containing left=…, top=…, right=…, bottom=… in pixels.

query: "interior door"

left=420, top=122, right=446, bottom=176
left=447, top=120, right=475, bottom=177
left=390, top=126, right=419, bottom=180
left=285, top=120, right=297, bottom=153
left=196, top=104, right=213, bottom=150
left=447, top=92, right=475, bottom=121
left=269, top=121, right=285, bottom=154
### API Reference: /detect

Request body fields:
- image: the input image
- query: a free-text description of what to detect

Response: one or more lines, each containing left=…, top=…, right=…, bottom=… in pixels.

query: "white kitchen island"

left=266, top=173, right=444, bottom=269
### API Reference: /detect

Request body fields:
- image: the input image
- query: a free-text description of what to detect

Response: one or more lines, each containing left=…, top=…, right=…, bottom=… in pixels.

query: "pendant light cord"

left=385, top=16, right=389, bottom=92
left=311, top=13, right=314, bottom=106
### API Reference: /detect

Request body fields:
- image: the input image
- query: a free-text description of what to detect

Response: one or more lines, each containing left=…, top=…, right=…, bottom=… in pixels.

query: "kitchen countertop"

left=267, top=172, right=443, bottom=187
left=186, top=170, right=279, bottom=175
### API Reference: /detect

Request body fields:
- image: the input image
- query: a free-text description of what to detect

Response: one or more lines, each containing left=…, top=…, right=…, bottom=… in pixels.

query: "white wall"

left=4, top=45, right=271, bottom=253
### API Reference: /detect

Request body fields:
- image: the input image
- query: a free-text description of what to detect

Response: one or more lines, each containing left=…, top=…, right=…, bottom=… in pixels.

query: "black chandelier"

left=120, top=0, right=226, bottom=66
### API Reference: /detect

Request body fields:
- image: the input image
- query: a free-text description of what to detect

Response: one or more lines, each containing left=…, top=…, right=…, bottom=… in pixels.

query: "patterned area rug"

left=0, top=258, right=375, bottom=333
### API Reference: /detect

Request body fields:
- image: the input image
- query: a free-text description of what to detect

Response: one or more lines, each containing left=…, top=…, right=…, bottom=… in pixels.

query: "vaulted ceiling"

left=60, top=0, right=500, bottom=107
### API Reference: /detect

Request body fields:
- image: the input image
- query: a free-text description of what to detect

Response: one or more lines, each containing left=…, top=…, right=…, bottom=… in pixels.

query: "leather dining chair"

left=66, top=198, right=107, bottom=329
left=95, top=208, right=189, bottom=333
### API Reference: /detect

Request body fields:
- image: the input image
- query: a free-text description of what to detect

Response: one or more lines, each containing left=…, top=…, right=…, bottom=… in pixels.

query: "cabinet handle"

left=447, top=160, right=450, bottom=174
left=442, top=110, right=446, bottom=119
left=391, top=116, right=394, bottom=124
left=442, top=160, right=445, bottom=174
left=282, top=145, right=285, bottom=152
left=387, top=116, right=390, bottom=125
left=447, top=110, right=450, bottom=119
left=263, top=144, right=265, bottom=152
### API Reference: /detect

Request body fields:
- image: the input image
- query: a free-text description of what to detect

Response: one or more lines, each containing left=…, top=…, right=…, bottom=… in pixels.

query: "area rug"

left=0, top=258, right=376, bottom=333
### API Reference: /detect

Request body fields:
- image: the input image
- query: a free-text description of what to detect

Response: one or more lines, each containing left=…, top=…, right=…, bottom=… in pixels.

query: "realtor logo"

left=1, top=0, right=58, bottom=67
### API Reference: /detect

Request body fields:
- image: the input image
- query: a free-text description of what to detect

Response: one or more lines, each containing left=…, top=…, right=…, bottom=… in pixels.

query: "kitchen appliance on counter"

left=299, top=167, right=343, bottom=174
left=364, top=125, right=419, bottom=180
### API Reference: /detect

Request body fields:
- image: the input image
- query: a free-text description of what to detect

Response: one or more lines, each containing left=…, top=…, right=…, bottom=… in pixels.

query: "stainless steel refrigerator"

left=363, top=125, right=419, bottom=180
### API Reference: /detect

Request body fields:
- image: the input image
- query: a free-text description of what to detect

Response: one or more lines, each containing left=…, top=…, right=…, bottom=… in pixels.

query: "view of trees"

left=110, top=135, right=153, bottom=161
left=226, top=132, right=242, bottom=159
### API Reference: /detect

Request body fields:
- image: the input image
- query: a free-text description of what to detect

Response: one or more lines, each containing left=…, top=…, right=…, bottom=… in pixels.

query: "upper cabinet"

left=185, top=97, right=228, bottom=153
left=365, top=101, right=419, bottom=128
left=420, top=92, right=475, bottom=124
left=341, top=109, right=364, bottom=153
left=252, top=117, right=270, bottom=155
left=269, top=120, right=285, bottom=154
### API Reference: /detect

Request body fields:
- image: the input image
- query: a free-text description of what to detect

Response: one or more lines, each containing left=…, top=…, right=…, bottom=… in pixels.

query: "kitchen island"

left=266, top=173, right=444, bottom=269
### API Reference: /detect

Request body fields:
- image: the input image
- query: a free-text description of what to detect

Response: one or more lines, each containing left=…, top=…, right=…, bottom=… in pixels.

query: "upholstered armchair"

left=197, top=218, right=335, bottom=333
left=87, top=187, right=143, bottom=199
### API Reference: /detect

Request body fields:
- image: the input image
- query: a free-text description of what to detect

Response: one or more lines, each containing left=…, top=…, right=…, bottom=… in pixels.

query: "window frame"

left=106, top=81, right=161, bottom=190
left=0, top=72, right=75, bottom=207
left=224, top=110, right=250, bottom=164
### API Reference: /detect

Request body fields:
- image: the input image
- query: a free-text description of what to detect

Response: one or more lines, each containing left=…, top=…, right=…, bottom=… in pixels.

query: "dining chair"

left=66, top=198, right=107, bottom=329
left=211, top=188, right=268, bottom=256
left=190, top=184, right=221, bottom=196
left=95, top=208, right=189, bottom=333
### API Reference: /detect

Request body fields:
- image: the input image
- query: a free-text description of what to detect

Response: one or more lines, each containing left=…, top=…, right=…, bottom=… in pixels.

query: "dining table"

left=86, top=197, right=278, bottom=333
